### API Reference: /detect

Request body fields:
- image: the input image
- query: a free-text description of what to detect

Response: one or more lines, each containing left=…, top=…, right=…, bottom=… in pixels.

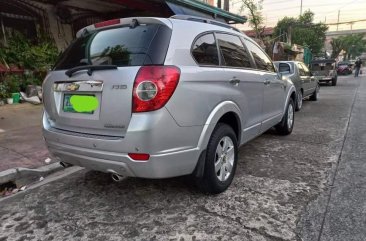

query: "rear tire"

left=295, top=90, right=303, bottom=111
left=309, top=85, right=319, bottom=101
left=195, top=123, right=238, bottom=194
left=275, top=98, right=295, bottom=136
left=331, top=77, right=337, bottom=86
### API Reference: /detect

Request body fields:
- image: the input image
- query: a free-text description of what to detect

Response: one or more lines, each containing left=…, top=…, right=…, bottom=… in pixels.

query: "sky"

left=230, top=0, right=366, bottom=32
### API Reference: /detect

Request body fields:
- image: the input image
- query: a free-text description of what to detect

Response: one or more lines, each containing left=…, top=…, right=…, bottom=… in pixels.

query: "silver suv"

left=43, top=16, right=296, bottom=193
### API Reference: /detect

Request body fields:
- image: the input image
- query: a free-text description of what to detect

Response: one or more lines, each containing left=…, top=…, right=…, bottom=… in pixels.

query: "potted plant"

left=6, top=94, right=13, bottom=104
left=4, top=74, right=21, bottom=104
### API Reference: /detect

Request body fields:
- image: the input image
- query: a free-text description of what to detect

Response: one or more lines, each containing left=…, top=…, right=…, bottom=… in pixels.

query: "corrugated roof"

left=167, top=0, right=247, bottom=24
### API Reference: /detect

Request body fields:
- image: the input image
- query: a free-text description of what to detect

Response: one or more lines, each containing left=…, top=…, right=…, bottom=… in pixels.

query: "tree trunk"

left=224, top=0, right=229, bottom=11
left=217, top=0, right=222, bottom=8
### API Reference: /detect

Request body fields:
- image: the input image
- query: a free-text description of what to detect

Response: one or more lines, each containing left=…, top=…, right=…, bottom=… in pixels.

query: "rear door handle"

left=264, top=79, right=271, bottom=85
left=229, top=78, right=240, bottom=85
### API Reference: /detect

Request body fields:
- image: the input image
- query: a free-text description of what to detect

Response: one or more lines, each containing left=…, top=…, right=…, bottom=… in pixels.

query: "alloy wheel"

left=297, top=91, right=303, bottom=109
left=214, top=136, right=235, bottom=182
left=287, top=103, right=294, bottom=129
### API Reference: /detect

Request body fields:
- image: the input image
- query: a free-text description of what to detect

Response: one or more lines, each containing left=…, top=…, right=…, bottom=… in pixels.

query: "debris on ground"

left=20, top=92, right=41, bottom=105
left=44, top=158, right=51, bottom=164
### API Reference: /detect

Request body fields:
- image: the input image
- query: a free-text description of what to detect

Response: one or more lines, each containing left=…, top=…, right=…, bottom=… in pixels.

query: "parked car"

left=42, top=16, right=296, bottom=194
left=337, top=61, right=353, bottom=75
left=310, top=59, right=338, bottom=86
left=274, top=61, right=319, bottom=111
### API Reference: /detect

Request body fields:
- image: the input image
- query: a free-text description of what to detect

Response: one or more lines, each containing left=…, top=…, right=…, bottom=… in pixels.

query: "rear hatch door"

left=43, top=20, right=171, bottom=137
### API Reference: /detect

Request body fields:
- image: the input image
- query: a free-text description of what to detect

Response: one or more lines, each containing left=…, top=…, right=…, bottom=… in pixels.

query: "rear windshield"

left=54, top=24, right=171, bottom=70
left=310, top=63, right=334, bottom=71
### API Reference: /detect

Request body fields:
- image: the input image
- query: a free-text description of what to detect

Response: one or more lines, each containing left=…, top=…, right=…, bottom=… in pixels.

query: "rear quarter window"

left=54, top=24, right=171, bottom=70
left=191, top=33, right=219, bottom=66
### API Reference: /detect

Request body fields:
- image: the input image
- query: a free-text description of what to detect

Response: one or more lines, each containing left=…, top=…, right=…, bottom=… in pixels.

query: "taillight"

left=128, top=153, right=150, bottom=161
left=94, top=19, right=120, bottom=28
left=132, top=66, right=180, bottom=113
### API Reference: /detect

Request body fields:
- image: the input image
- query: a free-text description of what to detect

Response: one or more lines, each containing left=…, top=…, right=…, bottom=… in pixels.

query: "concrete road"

left=0, top=75, right=364, bottom=241
left=0, top=104, right=49, bottom=171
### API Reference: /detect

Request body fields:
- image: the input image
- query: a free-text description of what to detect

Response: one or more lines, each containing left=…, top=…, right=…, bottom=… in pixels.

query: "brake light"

left=128, top=153, right=150, bottom=161
left=132, top=66, right=180, bottom=113
left=94, top=19, right=120, bottom=28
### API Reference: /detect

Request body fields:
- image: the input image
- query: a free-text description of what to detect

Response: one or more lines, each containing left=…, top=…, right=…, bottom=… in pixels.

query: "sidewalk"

left=319, top=78, right=366, bottom=241
left=0, top=103, right=49, bottom=171
left=317, top=77, right=366, bottom=240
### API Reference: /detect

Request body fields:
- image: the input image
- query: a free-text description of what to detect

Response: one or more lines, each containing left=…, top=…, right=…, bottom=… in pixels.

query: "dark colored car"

left=310, top=59, right=338, bottom=86
left=337, top=61, right=353, bottom=75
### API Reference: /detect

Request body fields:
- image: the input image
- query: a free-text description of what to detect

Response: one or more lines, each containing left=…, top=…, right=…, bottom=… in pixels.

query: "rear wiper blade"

left=65, top=65, right=117, bottom=77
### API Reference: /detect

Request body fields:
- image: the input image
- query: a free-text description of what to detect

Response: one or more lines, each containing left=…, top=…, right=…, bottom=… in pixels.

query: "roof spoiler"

left=76, top=17, right=173, bottom=38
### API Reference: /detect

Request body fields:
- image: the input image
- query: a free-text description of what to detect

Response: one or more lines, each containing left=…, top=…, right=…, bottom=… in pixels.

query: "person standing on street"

left=354, top=58, right=362, bottom=77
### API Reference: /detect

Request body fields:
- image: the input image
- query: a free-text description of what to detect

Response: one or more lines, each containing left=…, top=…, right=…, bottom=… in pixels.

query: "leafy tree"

left=330, top=38, right=344, bottom=59
left=338, top=34, right=366, bottom=60
left=239, top=0, right=264, bottom=40
left=274, top=10, right=328, bottom=54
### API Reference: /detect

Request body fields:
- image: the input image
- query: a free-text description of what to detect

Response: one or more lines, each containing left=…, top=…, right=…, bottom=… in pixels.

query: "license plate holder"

left=63, top=94, right=94, bottom=114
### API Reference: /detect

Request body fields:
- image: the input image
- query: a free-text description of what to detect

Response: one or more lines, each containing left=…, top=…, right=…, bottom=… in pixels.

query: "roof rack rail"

left=170, top=15, right=241, bottom=33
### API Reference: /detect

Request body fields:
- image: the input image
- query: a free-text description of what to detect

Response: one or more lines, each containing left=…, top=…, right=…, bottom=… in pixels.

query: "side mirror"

left=278, top=63, right=291, bottom=76
left=280, top=70, right=291, bottom=75
left=278, top=72, right=283, bottom=79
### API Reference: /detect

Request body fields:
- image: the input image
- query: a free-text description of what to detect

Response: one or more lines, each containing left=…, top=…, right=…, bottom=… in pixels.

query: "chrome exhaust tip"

left=111, top=173, right=126, bottom=182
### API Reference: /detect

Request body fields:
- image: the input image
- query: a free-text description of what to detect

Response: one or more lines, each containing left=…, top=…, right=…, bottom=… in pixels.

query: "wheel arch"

left=193, top=101, right=242, bottom=178
left=283, top=86, right=297, bottom=113
left=197, top=101, right=243, bottom=151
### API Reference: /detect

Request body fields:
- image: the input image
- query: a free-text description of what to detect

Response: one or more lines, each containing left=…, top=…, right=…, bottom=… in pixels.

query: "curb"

left=0, top=162, right=64, bottom=186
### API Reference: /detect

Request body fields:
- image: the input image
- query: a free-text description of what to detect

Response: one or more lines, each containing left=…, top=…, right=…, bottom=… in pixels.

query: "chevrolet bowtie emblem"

left=66, top=83, right=80, bottom=91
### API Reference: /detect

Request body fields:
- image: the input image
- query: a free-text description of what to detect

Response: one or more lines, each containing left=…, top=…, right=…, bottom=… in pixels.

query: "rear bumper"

left=46, top=139, right=200, bottom=178
left=317, top=76, right=333, bottom=82
left=43, top=108, right=203, bottom=178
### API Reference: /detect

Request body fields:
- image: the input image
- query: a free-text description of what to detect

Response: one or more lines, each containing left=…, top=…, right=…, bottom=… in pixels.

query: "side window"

left=192, top=33, right=219, bottom=66
left=297, top=63, right=306, bottom=76
left=243, top=39, right=275, bottom=72
left=216, top=33, right=252, bottom=68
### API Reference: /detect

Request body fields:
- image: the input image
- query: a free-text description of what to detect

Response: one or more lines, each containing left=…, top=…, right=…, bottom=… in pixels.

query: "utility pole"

left=288, top=25, right=292, bottom=45
left=300, top=0, right=303, bottom=16
left=217, top=0, right=222, bottom=8
left=337, top=10, right=340, bottom=31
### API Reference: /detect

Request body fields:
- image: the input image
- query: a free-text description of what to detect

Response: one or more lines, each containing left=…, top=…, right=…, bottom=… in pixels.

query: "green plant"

left=4, top=74, right=22, bottom=94
left=0, top=32, right=59, bottom=71
left=0, top=83, right=8, bottom=99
